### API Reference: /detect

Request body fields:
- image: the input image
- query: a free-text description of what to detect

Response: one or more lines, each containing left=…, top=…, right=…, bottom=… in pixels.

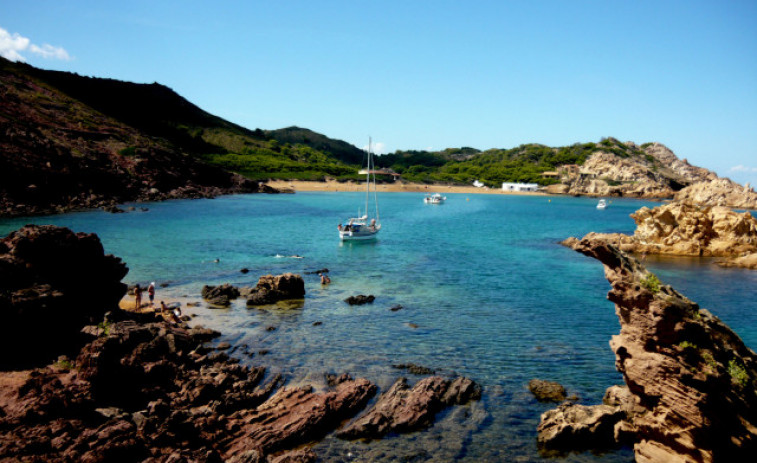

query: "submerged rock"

left=344, top=294, right=375, bottom=305
left=528, top=379, right=567, bottom=403
left=544, top=235, right=757, bottom=462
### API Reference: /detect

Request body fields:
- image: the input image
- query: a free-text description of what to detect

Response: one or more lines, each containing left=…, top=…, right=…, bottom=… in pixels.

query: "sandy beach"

left=265, top=179, right=548, bottom=196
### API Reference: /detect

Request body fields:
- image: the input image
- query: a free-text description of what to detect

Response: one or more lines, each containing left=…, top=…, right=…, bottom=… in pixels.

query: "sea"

left=2, top=192, right=756, bottom=462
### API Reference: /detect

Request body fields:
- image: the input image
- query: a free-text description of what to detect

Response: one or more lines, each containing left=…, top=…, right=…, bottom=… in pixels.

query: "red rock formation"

left=337, top=376, right=481, bottom=439
left=545, top=236, right=757, bottom=462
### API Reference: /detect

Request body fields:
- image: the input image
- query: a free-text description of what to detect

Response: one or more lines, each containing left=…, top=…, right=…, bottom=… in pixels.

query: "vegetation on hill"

left=1, top=56, right=706, bottom=216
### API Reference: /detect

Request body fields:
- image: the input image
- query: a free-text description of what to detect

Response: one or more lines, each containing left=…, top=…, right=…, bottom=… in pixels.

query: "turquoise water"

left=2, top=193, right=756, bottom=462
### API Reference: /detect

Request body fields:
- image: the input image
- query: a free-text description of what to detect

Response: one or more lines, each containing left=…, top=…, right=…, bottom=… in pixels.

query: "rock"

left=564, top=202, right=757, bottom=264
left=240, top=268, right=249, bottom=274
left=389, top=304, right=403, bottom=311
left=245, top=273, right=305, bottom=306
left=202, top=283, right=240, bottom=306
left=392, top=363, right=435, bottom=375
left=537, top=403, right=625, bottom=451
left=225, top=378, right=377, bottom=456
left=337, top=376, right=481, bottom=440
left=344, top=294, right=375, bottom=305
left=675, top=178, right=757, bottom=209
left=0, top=225, right=128, bottom=368
left=551, top=235, right=757, bottom=461
left=528, top=379, right=567, bottom=402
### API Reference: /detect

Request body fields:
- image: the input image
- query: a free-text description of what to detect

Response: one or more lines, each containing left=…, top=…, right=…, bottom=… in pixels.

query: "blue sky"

left=2, top=1, right=756, bottom=186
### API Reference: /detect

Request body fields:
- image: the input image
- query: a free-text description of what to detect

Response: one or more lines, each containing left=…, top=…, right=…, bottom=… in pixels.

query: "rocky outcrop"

left=674, top=178, right=757, bottom=209
left=245, top=273, right=305, bottom=306
left=0, top=225, right=128, bottom=368
left=717, top=252, right=757, bottom=270
left=555, top=140, right=717, bottom=199
left=563, top=202, right=757, bottom=264
left=337, top=376, right=481, bottom=440
left=537, top=403, right=625, bottom=451
left=547, top=235, right=757, bottom=462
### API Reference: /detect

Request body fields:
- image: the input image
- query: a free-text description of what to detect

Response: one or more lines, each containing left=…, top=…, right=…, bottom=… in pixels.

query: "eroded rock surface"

left=563, top=201, right=757, bottom=267
left=337, top=376, right=481, bottom=440
left=675, top=178, right=757, bottom=209
left=546, top=235, right=757, bottom=462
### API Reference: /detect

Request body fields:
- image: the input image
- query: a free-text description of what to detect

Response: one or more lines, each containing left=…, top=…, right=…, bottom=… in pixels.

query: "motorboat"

left=424, top=193, right=446, bottom=204
left=339, top=139, right=381, bottom=241
left=597, top=199, right=607, bottom=209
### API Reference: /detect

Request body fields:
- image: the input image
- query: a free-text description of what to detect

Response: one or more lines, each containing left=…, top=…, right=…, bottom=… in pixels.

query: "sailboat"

left=339, top=138, right=381, bottom=241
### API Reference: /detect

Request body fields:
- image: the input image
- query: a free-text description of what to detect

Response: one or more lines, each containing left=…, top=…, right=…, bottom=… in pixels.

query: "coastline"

left=265, top=179, right=549, bottom=196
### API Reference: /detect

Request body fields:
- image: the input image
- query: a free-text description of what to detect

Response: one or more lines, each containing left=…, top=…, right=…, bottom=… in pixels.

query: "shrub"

left=728, top=359, right=749, bottom=388
left=640, top=273, right=661, bottom=293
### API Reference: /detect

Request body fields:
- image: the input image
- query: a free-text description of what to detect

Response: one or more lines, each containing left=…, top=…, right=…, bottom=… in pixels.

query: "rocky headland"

left=562, top=201, right=757, bottom=269
left=546, top=140, right=718, bottom=199
left=540, top=236, right=757, bottom=462
left=0, top=225, right=481, bottom=462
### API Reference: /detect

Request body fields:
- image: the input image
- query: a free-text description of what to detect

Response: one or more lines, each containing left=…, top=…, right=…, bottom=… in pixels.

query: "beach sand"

left=265, top=179, right=548, bottom=196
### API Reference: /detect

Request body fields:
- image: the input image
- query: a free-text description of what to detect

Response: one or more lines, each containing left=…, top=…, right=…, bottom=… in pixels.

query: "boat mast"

left=365, top=137, right=371, bottom=219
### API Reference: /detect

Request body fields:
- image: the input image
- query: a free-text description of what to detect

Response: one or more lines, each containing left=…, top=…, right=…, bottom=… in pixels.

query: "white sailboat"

left=596, top=199, right=607, bottom=209
left=339, top=138, right=381, bottom=241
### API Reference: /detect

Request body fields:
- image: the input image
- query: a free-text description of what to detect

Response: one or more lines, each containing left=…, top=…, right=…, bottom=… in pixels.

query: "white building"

left=501, top=182, right=539, bottom=192
left=473, top=180, right=485, bottom=188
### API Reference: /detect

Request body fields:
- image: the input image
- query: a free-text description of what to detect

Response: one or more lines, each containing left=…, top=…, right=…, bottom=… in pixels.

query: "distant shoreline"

left=265, top=179, right=549, bottom=196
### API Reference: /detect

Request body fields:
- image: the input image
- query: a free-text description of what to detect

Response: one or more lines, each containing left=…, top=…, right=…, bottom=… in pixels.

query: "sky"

left=2, top=0, right=756, bottom=186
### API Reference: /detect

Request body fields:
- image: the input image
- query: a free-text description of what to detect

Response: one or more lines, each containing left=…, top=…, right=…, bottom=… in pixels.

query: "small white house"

left=502, top=182, right=539, bottom=192
left=472, top=180, right=485, bottom=188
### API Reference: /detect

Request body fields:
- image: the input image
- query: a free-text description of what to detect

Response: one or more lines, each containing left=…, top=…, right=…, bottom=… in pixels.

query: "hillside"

left=0, top=58, right=358, bottom=217
left=2, top=57, right=749, bottom=216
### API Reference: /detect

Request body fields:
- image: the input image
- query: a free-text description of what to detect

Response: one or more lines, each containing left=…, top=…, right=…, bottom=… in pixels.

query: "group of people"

left=319, top=272, right=331, bottom=285
left=133, top=282, right=156, bottom=310
left=132, top=282, right=182, bottom=324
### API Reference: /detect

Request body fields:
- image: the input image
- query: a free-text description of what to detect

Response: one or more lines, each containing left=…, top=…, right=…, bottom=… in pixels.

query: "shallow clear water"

left=2, top=193, right=756, bottom=462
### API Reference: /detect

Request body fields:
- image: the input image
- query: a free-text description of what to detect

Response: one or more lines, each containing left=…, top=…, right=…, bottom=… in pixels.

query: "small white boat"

left=597, top=199, right=607, bottom=209
left=339, top=139, right=381, bottom=241
left=424, top=193, right=446, bottom=204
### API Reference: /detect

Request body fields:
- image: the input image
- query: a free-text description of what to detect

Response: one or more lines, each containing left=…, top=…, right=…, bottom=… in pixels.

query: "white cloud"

left=730, top=165, right=757, bottom=173
left=0, top=27, right=70, bottom=62
left=363, top=142, right=387, bottom=154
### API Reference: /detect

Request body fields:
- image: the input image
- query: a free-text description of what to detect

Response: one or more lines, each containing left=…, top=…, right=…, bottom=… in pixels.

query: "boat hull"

left=339, top=230, right=379, bottom=241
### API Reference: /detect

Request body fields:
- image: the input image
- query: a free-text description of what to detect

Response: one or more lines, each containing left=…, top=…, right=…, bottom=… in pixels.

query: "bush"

left=640, top=273, right=661, bottom=293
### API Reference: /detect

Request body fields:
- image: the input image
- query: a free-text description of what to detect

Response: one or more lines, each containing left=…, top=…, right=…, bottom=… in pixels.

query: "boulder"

left=202, top=283, right=240, bottom=306
left=245, top=273, right=305, bottom=306
left=537, top=403, right=625, bottom=451
left=0, top=225, right=128, bottom=368
left=674, top=178, right=757, bottom=209
left=344, top=294, right=375, bottom=305
left=528, top=379, right=567, bottom=402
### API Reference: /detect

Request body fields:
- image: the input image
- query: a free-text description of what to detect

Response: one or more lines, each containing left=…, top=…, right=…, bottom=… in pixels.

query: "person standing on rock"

left=147, top=282, right=156, bottom=308
left=134, top=284, right=143, bottom=310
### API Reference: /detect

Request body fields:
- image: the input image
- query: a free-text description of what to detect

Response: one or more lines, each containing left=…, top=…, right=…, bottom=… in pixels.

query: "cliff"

left=542, top=236, right=757, bottom=462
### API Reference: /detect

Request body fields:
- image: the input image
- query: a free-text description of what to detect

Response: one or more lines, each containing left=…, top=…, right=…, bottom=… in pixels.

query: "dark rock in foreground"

left=0, top=225, right=128, bottom=369
left=544, top=235, right=757, bottom=462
